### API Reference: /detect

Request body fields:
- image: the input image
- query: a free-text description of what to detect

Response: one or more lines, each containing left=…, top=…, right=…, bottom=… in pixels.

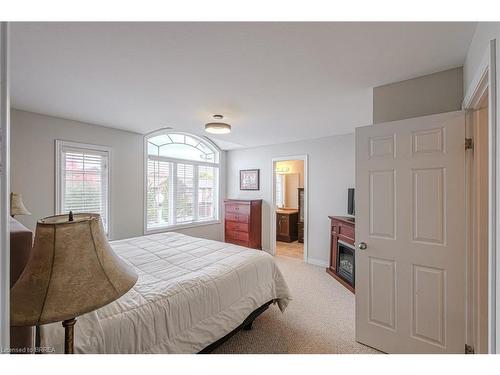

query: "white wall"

left=10, top=109, right=223, bottom=241
left=373, top=67, right=463, bottom=124
left=226, top=133, right=355, bottom=265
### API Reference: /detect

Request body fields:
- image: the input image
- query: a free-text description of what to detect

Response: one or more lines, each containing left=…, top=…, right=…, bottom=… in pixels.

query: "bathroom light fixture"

left=275, top=166, right=290, bottom=174
left=205, top=114, right=231, bottom=134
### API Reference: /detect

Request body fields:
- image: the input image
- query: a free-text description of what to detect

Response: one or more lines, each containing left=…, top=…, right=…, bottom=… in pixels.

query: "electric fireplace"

left=336, top=241, right=355, bottom=288
left=327, top=216, right=356, bottom=293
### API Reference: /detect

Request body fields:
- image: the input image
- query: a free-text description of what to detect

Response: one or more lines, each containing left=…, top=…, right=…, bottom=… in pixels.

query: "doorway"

left=271, top=156, right=308, bottom=262
left=466, top=88, right=489, bottom=354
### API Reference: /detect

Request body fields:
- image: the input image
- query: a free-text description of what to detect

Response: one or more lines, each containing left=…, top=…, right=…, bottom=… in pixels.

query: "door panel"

left=412, top=264, right=445, bottom=347
left=412, top=127, right=444, bottom=154
left=355, top=111, right=465, bottom=353
left=412, top=168, right=445, bottom=244
left=369, top=256, right=396, bottom=330
left=369, top=135, right=396, bottom=159
left=369, top=170, right=396, bottom=239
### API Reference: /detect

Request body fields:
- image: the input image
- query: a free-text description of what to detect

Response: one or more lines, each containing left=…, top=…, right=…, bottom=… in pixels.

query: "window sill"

left=145, top=220, right=222, bottom=235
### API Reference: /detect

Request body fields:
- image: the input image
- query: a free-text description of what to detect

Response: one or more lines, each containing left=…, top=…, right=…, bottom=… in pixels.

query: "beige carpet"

left=213, top=256, right=380, bottom=354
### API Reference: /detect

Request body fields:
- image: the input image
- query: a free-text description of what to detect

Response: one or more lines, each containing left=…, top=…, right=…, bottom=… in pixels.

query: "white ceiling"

left=11, top=22, right=476, bottom=150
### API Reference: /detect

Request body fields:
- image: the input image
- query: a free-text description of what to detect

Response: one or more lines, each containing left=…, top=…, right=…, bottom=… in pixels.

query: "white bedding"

left=41, top=232, right=291, bottom=353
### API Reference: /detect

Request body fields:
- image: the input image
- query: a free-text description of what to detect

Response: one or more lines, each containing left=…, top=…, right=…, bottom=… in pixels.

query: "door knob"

left=357, top=242, right=367, bottom=250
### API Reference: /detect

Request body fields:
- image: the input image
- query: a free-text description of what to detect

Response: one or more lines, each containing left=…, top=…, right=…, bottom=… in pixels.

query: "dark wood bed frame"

left=198, top=299, right=275, bottom=354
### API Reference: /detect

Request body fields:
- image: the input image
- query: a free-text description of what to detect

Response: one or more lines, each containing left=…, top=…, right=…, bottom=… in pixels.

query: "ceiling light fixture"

left=205, top=114, right=231, bottom=134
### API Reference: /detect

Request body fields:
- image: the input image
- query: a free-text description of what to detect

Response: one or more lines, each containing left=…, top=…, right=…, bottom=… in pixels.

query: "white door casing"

left=270, top=155, right=308, bottom=262
left=472, top=107, right=489, bottom=353
left=0, top=22, right=10, bottom=352
left=355, top=111, right=466, bottom=353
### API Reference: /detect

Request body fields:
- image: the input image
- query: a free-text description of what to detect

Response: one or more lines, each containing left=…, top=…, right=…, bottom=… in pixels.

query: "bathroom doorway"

left=271, top=156, right=308, bottom=262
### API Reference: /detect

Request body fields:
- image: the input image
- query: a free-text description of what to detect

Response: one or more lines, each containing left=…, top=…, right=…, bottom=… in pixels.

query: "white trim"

left=0, top=21, right=10, bottom=352
left=463, top=39, right=498, bottom=354
left=306, top=257, right=329, bottom=268
left=143, top=135, right=147, bottom=234
left=143, top=130, right=223, bottom=235
left=463, top=50, right=490, bottom=110
left=270, top=154, right=309, bottom=263
left=148, top=154, right=218, bottom=168
left=145, top=220, right=222, bottom=234
left=55, top=139, right=113, bottom=238
left=489, top=39, right=500, bottom=354
left=145, top=129, right=221, bottom=162
left=465, top=97, right=490, bottom=353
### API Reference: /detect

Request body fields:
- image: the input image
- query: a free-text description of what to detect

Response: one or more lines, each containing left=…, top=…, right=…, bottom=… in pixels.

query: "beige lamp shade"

left=10, top=192, right=31, bottom=216
left=10, top=213, right=138, bottom=326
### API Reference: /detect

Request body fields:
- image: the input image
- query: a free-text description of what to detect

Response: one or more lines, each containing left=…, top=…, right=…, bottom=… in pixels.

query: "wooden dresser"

left=224, top=199, right=262, bottom=249
left=327, top=216, right=355, bottom=293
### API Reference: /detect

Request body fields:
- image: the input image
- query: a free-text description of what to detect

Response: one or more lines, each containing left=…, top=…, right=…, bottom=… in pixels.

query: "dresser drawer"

left=225, top=221, right=249, bottom=233
left=225, top=237, right=250, bottom=247
left=225, top=204, right=250, bottom=215
left=224, top=199, right=262, bottom=250
left=225, top=213, right=249, bottom=223
left=226, top=230, right=250, bottom=242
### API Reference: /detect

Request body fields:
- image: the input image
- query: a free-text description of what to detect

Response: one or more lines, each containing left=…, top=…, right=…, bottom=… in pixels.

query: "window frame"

left=55, top=140, right=112, bottom=238
left=143, top=130, right=222, bottom=234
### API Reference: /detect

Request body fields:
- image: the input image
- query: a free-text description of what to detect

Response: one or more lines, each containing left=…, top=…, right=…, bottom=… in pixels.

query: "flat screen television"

left=347, top=188, right=355, bottom=216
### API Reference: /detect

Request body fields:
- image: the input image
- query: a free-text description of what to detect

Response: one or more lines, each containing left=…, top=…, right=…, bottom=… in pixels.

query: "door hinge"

left=465, top=344, right=475, bottom=354
left=465, top=138, right=474, bottom=150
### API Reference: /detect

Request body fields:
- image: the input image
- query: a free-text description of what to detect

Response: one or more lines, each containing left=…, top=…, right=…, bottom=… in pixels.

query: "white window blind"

left=146, top=159, right=171, bottom=229
left=56, top=141, right=110, bottom=234
left=145, top=132, right=220, bottom=232
left=175, top=163, right=195, bottom=223
left=198, top=166, right=215, bottom=220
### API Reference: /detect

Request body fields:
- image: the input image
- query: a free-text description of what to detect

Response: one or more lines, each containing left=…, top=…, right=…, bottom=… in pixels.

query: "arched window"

left=145, top=131, right=220, bottom=232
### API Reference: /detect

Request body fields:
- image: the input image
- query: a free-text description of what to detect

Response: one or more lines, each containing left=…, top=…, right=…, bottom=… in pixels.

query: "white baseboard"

left=306, top=257, right=329, bottom=268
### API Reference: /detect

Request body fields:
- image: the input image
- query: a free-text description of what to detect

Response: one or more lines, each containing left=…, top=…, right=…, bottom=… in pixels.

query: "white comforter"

left=41, top=232, right=291, bottom=353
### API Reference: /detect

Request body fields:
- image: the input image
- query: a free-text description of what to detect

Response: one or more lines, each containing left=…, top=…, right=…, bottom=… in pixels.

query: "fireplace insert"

left=336, top=241, right=355, bottom=288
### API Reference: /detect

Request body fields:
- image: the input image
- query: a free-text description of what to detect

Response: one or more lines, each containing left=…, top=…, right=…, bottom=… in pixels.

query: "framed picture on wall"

left=240, top=169, right=260, bottom=190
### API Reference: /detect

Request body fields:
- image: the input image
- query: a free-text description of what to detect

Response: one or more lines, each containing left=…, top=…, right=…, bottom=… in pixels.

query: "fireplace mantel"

left=326, top=216, right=355, bottom=293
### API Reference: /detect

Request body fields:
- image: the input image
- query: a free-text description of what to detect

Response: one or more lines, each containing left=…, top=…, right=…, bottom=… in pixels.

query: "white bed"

left=41, top=232, right=291, bottom=353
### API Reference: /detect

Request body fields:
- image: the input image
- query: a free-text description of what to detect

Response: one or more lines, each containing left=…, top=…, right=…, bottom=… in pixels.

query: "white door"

left=355, top=111, right=466, bottom=353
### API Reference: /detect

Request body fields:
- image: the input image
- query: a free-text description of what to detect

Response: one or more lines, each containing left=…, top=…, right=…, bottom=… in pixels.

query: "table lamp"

left=10, top=212, right=138, bottom=353
left=10, top=192, right=31, bottom=217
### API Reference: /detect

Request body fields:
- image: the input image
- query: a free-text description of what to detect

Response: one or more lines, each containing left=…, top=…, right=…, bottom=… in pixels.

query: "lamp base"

left=62, top=318, right=76, bottom=354
left=35, top=324, right=41, bottom=354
